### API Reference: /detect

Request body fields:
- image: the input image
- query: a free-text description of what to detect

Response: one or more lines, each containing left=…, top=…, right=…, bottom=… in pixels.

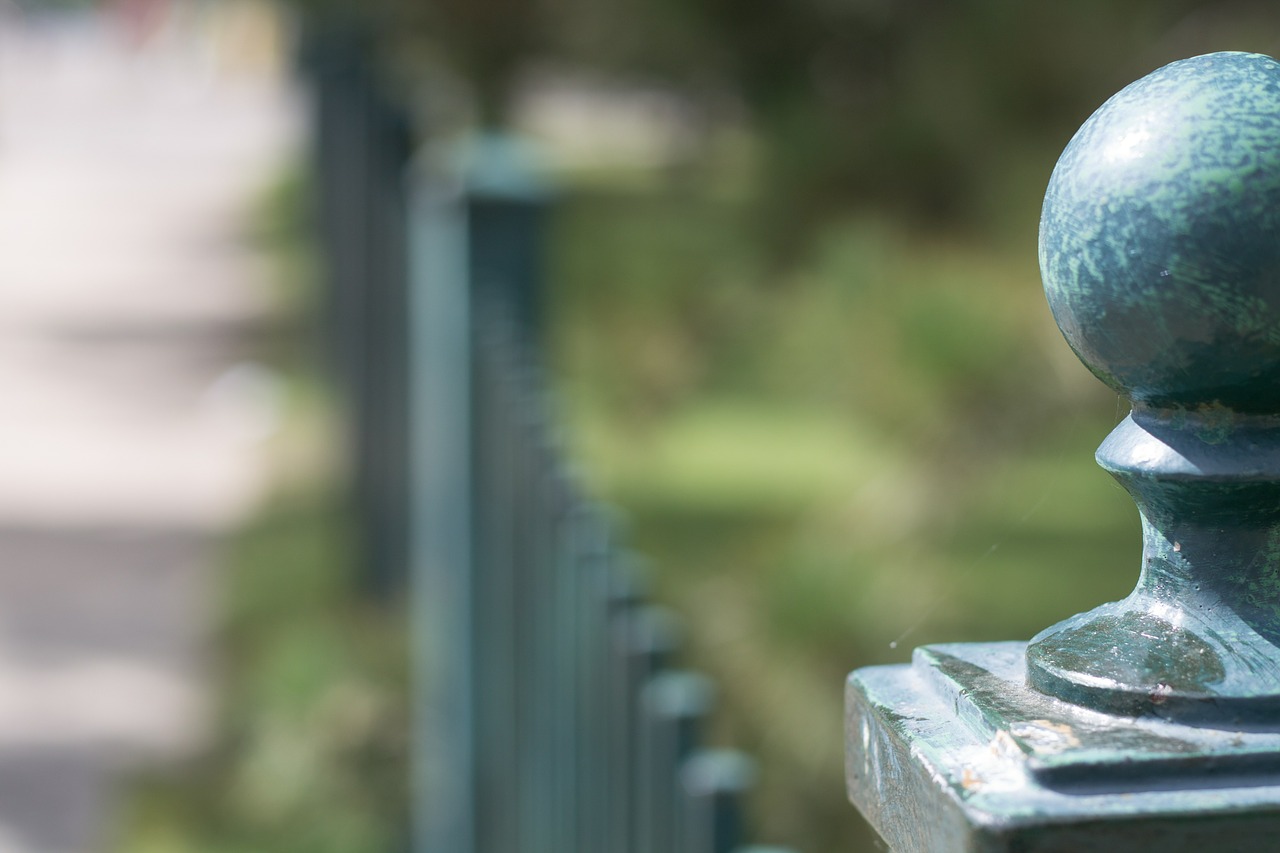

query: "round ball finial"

left=1040, top=51, right=1280, bottom=412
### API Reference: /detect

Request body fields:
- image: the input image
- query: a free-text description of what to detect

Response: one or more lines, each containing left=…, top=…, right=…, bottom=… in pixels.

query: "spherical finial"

left=1040, top=52, right=1280, bottom=412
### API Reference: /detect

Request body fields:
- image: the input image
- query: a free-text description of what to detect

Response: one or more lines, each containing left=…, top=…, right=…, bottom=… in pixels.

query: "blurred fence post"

left=408, top=132, right=550, bottom=853
left=407, top=134, right=473, bottom=853
left=681, top=750, right=756, bottom=853
left=401, top=126, right=802, bottom=852
left=617, top=605, right=681, bottom=853
left=642, top=671, right=714, bottom=853
left=302, top=25, right=414, bottom=598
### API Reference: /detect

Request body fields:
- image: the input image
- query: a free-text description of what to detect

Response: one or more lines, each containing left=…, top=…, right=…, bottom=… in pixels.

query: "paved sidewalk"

left=0, top=7, right=299, bottom=851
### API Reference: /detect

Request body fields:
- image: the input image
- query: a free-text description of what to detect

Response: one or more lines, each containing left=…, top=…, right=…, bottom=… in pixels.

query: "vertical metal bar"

left=528, top=395, right=560, bottom=853
left=512, top=367, right=544, bottom=853
left=603, top=562, right=648, bottom=853
left=641, top=672, right=713, bottom=853
left=486, top=319, right=524, bottom=853
left=599, top=550, right=645, bottom=850
left=303, top=27, right=413, bottom=599
left=319, top=37, right=378, bottom=585
left=530, top=437, right=577, bottom=853
left=361, top=81, right=413, bottom=598
left=680, top=751, right=756, bottom=853
left=552, top=481, right=587, bottom=853
left=301, top=26, right=368, bottom=389
left=461, top=134, right=549, bottom=347
left=408, top=149, right=475, bottom=853
left=471, top=306, right=523, bottom=853
left=453, top=133, right=548, bottom=853
left=511, top=355, right=569, bottom=853
left=615, top=606, right=681, bottom=853
left=572, top=508, right=611, bottom=852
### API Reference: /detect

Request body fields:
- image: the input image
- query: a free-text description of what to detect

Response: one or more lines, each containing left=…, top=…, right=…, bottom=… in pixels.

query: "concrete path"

left=0, top=6, right=299, bottom=851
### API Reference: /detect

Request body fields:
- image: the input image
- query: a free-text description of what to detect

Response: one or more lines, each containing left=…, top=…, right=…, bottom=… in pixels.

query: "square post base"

left=847, top=642, right=1280, bottom=852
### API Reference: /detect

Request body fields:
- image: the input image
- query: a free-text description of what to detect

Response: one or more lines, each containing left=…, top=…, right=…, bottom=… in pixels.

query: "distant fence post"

left=617, top=605, right=681, bottom=853
left=682, top=750, right=756, bottom=853
left=408, top=132, right=550, bottom=853
left=387, top=100, right=799, bottom=853
left=643, top=672, right=715, bottom=853
left=302, top=24, right=413, bottom=598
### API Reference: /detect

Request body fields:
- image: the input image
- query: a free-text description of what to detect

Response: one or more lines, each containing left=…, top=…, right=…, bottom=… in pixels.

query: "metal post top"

left=1040, top=51, right=1280, bottom=412
left=411, top=131, right=552, bottom=201
left=1030, top=52, right=1280, bottom=724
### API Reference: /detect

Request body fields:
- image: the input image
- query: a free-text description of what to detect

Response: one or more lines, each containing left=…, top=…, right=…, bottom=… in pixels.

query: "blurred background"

left=4, top=1, right=1280, bottom=852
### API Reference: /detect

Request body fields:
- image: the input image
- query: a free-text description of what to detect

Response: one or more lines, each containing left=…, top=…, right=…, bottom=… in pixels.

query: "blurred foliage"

left=295, top=0, right=1280, bottom=246
left=121, top=492, right=410, bottom=853
left=116, top=171, right=409, bottom=853
left=547, top=182, right=1138, bottom=849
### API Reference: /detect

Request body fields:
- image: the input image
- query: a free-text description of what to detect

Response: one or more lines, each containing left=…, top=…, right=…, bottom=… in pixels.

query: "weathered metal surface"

left=1026, top=408, right=1280, bottom=723
left=847, top=51, right=1280, bottom=851
left=1032, top=51, right=1280, bottom=720
left=848, top=644, right=1280, bottom=852
left=1040, top=52, right=1280, bottom=412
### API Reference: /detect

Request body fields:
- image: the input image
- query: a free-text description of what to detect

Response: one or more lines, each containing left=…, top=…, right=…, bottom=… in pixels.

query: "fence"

left=303, top=34, right=798, bottom=853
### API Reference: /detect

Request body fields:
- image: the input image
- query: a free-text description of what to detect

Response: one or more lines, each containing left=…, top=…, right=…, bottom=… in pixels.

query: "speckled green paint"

left=1040, top=52, right=1280, bottom=411
left=1029, top=53, right=1280, bottom=724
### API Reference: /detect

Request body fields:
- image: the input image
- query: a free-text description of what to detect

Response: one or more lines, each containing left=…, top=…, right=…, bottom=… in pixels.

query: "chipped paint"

left=1009, top=720, right=1082, bottom=753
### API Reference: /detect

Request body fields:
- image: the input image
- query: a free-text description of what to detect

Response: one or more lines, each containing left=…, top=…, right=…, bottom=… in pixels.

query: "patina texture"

left=1040, top=52, right=1280, bottom=411
left=1026, top=408, right=1280, bottom=721
left=1029, top=52, right=1280, bottom=719
left=848, top=644, right=1280, bottom=852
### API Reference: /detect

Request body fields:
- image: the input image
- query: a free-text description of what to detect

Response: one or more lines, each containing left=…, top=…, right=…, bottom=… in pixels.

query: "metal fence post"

left=602, top=559, right=649, bottom=853
left=471, top=312, right=521, bottom=853
left=398, top=103, right=801, bottom=853
left=304, top=27, right=414, bottom=598
left=681, top=750, right=756, bottom=853
left=409, top=132, right=549, bottom=853
left=641, top=671, right=714, bottom=853
left=847, top=51, right=1280, bottom=852
left=612, top=603, right=680, bottom=853
left=408, top=134, right=475, bottom=853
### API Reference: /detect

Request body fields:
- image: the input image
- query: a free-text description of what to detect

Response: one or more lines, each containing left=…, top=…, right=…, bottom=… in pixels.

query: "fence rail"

left=303, top=34, right=797, bottom=853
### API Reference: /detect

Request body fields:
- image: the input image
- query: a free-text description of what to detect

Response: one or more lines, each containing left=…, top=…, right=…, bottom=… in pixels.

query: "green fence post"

left=681, top=750, right=755, bottom=853
left=571, top=507, right=616, bottom=852
left=409, top=130, right=474, bottom=853
left=641, top=671, right=715, bottom=853
left=847, top=51, right=1280, bottom=852
left=410, top=133, right=549, bottom=853
left=303, top=25, right=413, bottom=598
left=604, top=560, right=650, bottom=852
left=615, top=605, right=681, bottom=853
left=470, top=311, right=522, bottom=853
